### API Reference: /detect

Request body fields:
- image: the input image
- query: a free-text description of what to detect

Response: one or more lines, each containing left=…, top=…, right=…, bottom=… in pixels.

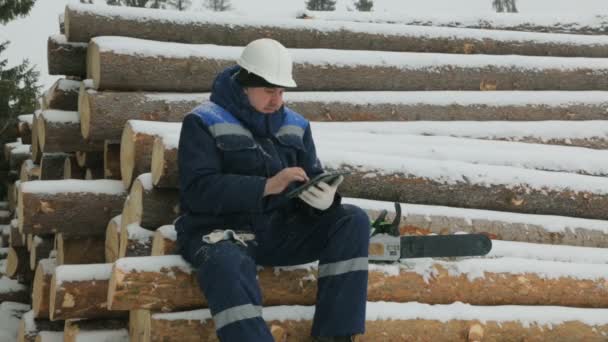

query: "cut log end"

left=79, top=87, right=91, bottom=140
left=129, top=309, right=151, bottom=342
left=151, top=137, right=164, bottom=187
left=105, top=217, right=120, bottom=263
left=86, top=42, right=101, bottom=90
left=63, top=157, right=71, bottom=179
left=6, top=247, right=19, bottom=277
left=37, top=117, right=47, bottom=154
left=76, top=151, right=86, bottom=168
left=120, top=125, right=136, bottom=189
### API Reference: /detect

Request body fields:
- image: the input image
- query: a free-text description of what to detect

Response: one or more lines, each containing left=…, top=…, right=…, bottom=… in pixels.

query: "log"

left=126, top=173, right=179, bottom=229
left=39, top=153, right=70, bottom=181
left=64, top=3, right=608, bottom=57
left=75, top=151, right=103, bottom=169
left=151, top=135, right=179, bottom=189
left=8, top=181, right=19, bottom=213
left=18, top=180, right=126, bottom=235
left=131, top=302, right=608, bottom=342
left=0, top=210, right=11, bottom=225
left=62, top=155, right=85, bottom=180
left=49, top=263, right=125, bottom=320
left=108, top=255, right=608, bottom=312
left=7, top=247, right=33, bottom=283
left=10, top=220, right=26, bottom=248
left=120, top=121, right=181, bottom=188
left=105, top=215, right=121, bottom=263
left=118, top=223, right=153, bottom=258
left=151, top=225, right=176, bottom=256
left=18, top=114, right=33, bottom=145
left=30, top=112, right=42, bottom=164
left=10, top=145, right=31, bottom=171
left=20, top=159, right=40, bottom=183
left=348, top=198, right=608, bottom=248
left=303, top=10, right=608, bottom=35
left=103, top=140, right=121, bottom=180
left=32, top=258, right=56, bottom=319
left=80, top=88, right=200, bottom=141
left=56, top=234, right=105, bottom=265
left=0, top=274, right=28, bottom=303
left=47, top=35, right=87, bottom=78
left=84, top=167, right=104, bottom=180
left=29, top=236, right=53, bottom=270
left=38, top=110, right=102, bottom=153
left=87, top=36, right=608, bottom=92
left=324, top=152, right=608, bottom=220
left=64, top=319, right=128, bottom=342
left=0, top=202, right=8, bottom=211
left=42, top=78, right=80, bottom=111
left=18, top=310, right=64, bottom=342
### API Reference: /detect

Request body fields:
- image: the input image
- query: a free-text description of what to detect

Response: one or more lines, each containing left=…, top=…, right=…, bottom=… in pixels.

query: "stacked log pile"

left=3, top=2, right=608, bottom=341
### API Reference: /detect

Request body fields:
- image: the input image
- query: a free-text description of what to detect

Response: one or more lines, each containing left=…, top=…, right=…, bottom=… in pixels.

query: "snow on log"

left=120, top=120, right=181, bottom=188
left=125, top=173, right=179, bottom=229
left=34, top=331, right=63, bottom=342
left=150, top=225, right=176, bottom=257
left=40, top=153, right=70, bottom=181
left=313, top=120, right=608, bottom=150
left=47, top=35, right=87, bottom=78
left=108, top=255, right=608, bottom=312
left=87, top=36, right=608, bottom=92
left=103, top=140, right=121, bottom=180
left=18, top=114, right=33, bottom=145
left=18, top=180, right=126, bottom=235
left=6, top=247, right=33, bottom=283
left=63, top=319, right=128, bottom=342
left=0, top=274, right=28, bottom=303
left=62, top=155, right=85, bottom=180
left=49, top=263, right=124, bottom=321
left=4, top=140, right=24, bottom=162
left=41, top=79, right=79, bottom=111
left=64, top=3, right=608, bottom=57
left=17, top=310, right=63, bottom=342
left=38, top=110, right=102, bottom=153
left=10, top=145, right=31, bottom=172
left=151, top=134, right=178, bottom=189
left=32, top=258, right=56, bottom=319
left=347, top=198, right=608, bottom=247
left=29, top=236, right=53, bottom=271
left=56, top=234, right=105, bottom=265
left=118, top=223, right=153, bottom=259
left=302, top=10, right=608, bottom=35
left=105, top=215, right=121, bottom=263
left=20, top=159, right=40, bottom=183
left=80, top=89, right=200, bottom=141
left=75, top=151, right=103, bottom=170
left=323, top=152, right=608, bottom=220
left=135, top=302, right=608, bottom=342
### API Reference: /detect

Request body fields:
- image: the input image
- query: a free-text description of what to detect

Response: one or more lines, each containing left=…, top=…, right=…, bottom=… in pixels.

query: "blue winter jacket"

left=176, top=65, right=341, bottom=237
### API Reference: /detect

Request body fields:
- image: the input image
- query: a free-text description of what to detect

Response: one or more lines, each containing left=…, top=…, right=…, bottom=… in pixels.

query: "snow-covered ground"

left=2, top=0, right=608, bottom=89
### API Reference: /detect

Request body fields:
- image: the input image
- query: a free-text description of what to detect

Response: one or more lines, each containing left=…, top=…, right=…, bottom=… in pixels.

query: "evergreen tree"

left=306, top=0, right=336, bottom=11
left=493, top=0, right=518, bottom=13
left=204, top=0, right=231, bottom=11
left=166, top=0, right=191, bottom=10
left=354, top=0, right=373, bottom=11
left=0, top=0, right=37, bottom=24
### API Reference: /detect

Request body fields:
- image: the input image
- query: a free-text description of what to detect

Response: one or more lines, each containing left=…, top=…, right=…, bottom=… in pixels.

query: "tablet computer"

left=285, top=170, right=351, bottom=199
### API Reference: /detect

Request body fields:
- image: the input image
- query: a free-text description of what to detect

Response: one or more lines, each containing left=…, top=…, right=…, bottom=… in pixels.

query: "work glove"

left=298, top=176, right=344, bottom=211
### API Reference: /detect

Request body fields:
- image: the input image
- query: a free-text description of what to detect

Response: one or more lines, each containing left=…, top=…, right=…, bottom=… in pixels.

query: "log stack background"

left=2, top=2, right=608, bottom=341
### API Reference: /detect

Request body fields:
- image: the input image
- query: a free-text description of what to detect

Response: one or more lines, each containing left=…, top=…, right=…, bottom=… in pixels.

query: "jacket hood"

left=209, top=65, right=285, bottom=138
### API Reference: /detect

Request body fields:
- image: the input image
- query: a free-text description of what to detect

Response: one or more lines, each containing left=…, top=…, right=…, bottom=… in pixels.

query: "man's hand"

left=264, top=167, right=309, bottom=196
left=298, top=175, right=343, bottom=211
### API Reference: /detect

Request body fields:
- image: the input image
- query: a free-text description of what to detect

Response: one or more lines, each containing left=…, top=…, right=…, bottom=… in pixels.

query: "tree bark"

left=7, top=247, right=34, bottom=283
left=151, top=135, right=179, bottom=189
left=20, top=159, right=40, bottom=183
left=108, top=255, right=608, bottom=312
left=40, top=153, right=70, bottom=181
left=64, top=3, right=608, bottom=56
left=84, top=167, right=104, bottom=180
left=127, top=173, right=179, bottom=229
left=42, top=78, right=80, bottom=111
left=47, top=35, right=87, bottom=78
left=50, top=263, right=125, bottom=321
left=131, top=304, right=608, bottom=342
left=10, top=148, right=31, bottom=172
left=118, top=223, right=153, bottom=259
left=10, top=220, right=26, bottom=248
left=120, top=121, right=181, bottom=188
left=38, top=110, right=103, bottom=153
left=75, top=151, right=103, bottom=169
left=29, top=236, right=53, bottom=271
left=18, top=180, right=126, bottom=235
left=80, top=89, right=199, bottom=141
left=18, top=311, right=64, bottom=342
left=105, top=215, right=121, bottom=263
left=87, top=37, right=608, bottom=92
left=104, top=140, right=121, bottom=180
left=32, top=258, right=56, bottom=319
left=56, top=233, right=105, bottom=265
left=64, top=319, right=128, bottom=342
left=151, top=225, right=176, bottom=256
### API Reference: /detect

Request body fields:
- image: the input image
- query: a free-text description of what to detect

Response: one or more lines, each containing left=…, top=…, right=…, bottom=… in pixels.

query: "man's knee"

left=192, top=241, right=254, bottom=287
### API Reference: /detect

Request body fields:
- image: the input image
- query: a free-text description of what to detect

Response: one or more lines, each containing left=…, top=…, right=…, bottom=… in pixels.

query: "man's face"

left=244, top=87, right=285, bottom=114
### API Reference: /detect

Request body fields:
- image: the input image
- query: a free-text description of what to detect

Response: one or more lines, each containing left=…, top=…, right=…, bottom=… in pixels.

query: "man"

left=175, top=38, right=370, bottom=342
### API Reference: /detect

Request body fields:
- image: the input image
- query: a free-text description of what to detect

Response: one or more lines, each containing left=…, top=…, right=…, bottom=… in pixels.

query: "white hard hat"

left=237, top=38, right=297, bottom=88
